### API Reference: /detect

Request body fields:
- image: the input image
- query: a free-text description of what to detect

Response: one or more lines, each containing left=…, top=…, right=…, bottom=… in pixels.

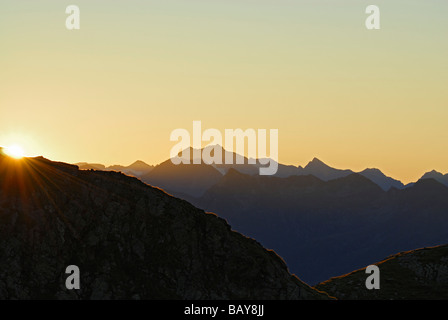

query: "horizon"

left=2, top=144, right=445, bottom=185
left=1, top=0, right=447, bottom=185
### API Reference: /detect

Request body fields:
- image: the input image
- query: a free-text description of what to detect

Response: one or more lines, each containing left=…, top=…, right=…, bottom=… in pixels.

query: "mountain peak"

left=305, top=157, right=329, bottom=169
left=131, top=160, right=148, bottom=165
left=301, top=158, right=353, bottom=181
left=129, top=160, right=152, bottom=169
left=362, top=168, right=382, bottom=174
left=419, top=170, right=448, bottom=187
left=358, top=168, right=405, bottom=191
left=421, top=170, right=443, bottom=177
left=414, top=177, right=448, bottom=189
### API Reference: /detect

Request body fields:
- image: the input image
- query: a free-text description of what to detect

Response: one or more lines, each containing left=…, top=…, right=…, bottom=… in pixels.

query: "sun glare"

left=4, top=145, right=25, bottom=159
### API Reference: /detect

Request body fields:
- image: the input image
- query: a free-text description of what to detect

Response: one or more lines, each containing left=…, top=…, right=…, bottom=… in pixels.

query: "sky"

left=1, top=0, right=447, bottom=184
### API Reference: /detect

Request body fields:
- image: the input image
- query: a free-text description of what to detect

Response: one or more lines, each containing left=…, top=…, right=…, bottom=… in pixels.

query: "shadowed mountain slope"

left=314, top=244, right=448, bottom=300
left=140, top=158, right=223, bottom=198
left=190, top=169, right=448, bottom=285
left=0, top=152, right=330, bottom=300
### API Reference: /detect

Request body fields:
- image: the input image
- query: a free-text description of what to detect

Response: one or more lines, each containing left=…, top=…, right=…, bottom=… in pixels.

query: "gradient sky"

left=1, top=0, right=447, bottom=184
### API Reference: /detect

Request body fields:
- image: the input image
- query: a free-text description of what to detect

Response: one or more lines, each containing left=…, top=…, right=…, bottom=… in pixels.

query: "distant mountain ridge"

left=75, top=160, right=154, bottom=178
left=358, top=168, right=405, bottom=191
left=75, top=146, right=446, bottom=193
left=301, top=157, right=353, bottom=181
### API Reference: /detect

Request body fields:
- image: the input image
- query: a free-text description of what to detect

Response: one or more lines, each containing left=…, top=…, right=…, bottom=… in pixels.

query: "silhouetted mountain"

left=76, top=147, right=413, bottom=192
left=140, top=146, right=302, bottom=197
left=213, top=152, right=362, bottom=181
left=200, top=145, right=301, bottom=177
left=420, top=170, right=448, bottom=187
left=119, top=160, right=154, bottom=177
left=128, top=160, right=153, bottom=172
left=72, top=147, right=447, bottom=287
left=315, top=244, right=448, bottom=299
left=75, top=160, right=154, bottom=178
left=358, top=168, right=405, bottom=191
left=75, top=162, right=106, bottom=170
left=0, top=152, right=329, bottom=299
left=302, top=158, right=353, bottom=181
left=299, top=158, right=406, bottom=191
left=190, top=170, right=448, bottom=285
left=140, top=158, right=223, bottom=198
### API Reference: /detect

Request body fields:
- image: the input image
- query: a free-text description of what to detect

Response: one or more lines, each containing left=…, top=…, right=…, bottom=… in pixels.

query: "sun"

left=4, top=144, right=25, bottom=159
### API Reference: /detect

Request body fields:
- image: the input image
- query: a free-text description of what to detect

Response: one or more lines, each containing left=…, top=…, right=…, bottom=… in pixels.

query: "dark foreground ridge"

left=314, top=244, right=448, bottom=300
left=0, top=152, right=330, bottom=299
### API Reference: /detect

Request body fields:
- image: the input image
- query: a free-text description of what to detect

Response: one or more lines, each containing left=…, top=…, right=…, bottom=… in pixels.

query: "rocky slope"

left=0, top=152, right=329, bottom=300
left=314, top=245, right=448, bottom=300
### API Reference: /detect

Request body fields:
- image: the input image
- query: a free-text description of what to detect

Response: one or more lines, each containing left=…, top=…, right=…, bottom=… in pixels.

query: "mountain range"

left=75, top=160, right=154, bottom=178
left=1, top=146, right=448, bottom=299
left=0, top=149, right=330, bottom=299
left=74, top=146, right=448, bottom=285
left=188, top=168, right=448, bottom=284
left=77, top=145, right=441, bottom=193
